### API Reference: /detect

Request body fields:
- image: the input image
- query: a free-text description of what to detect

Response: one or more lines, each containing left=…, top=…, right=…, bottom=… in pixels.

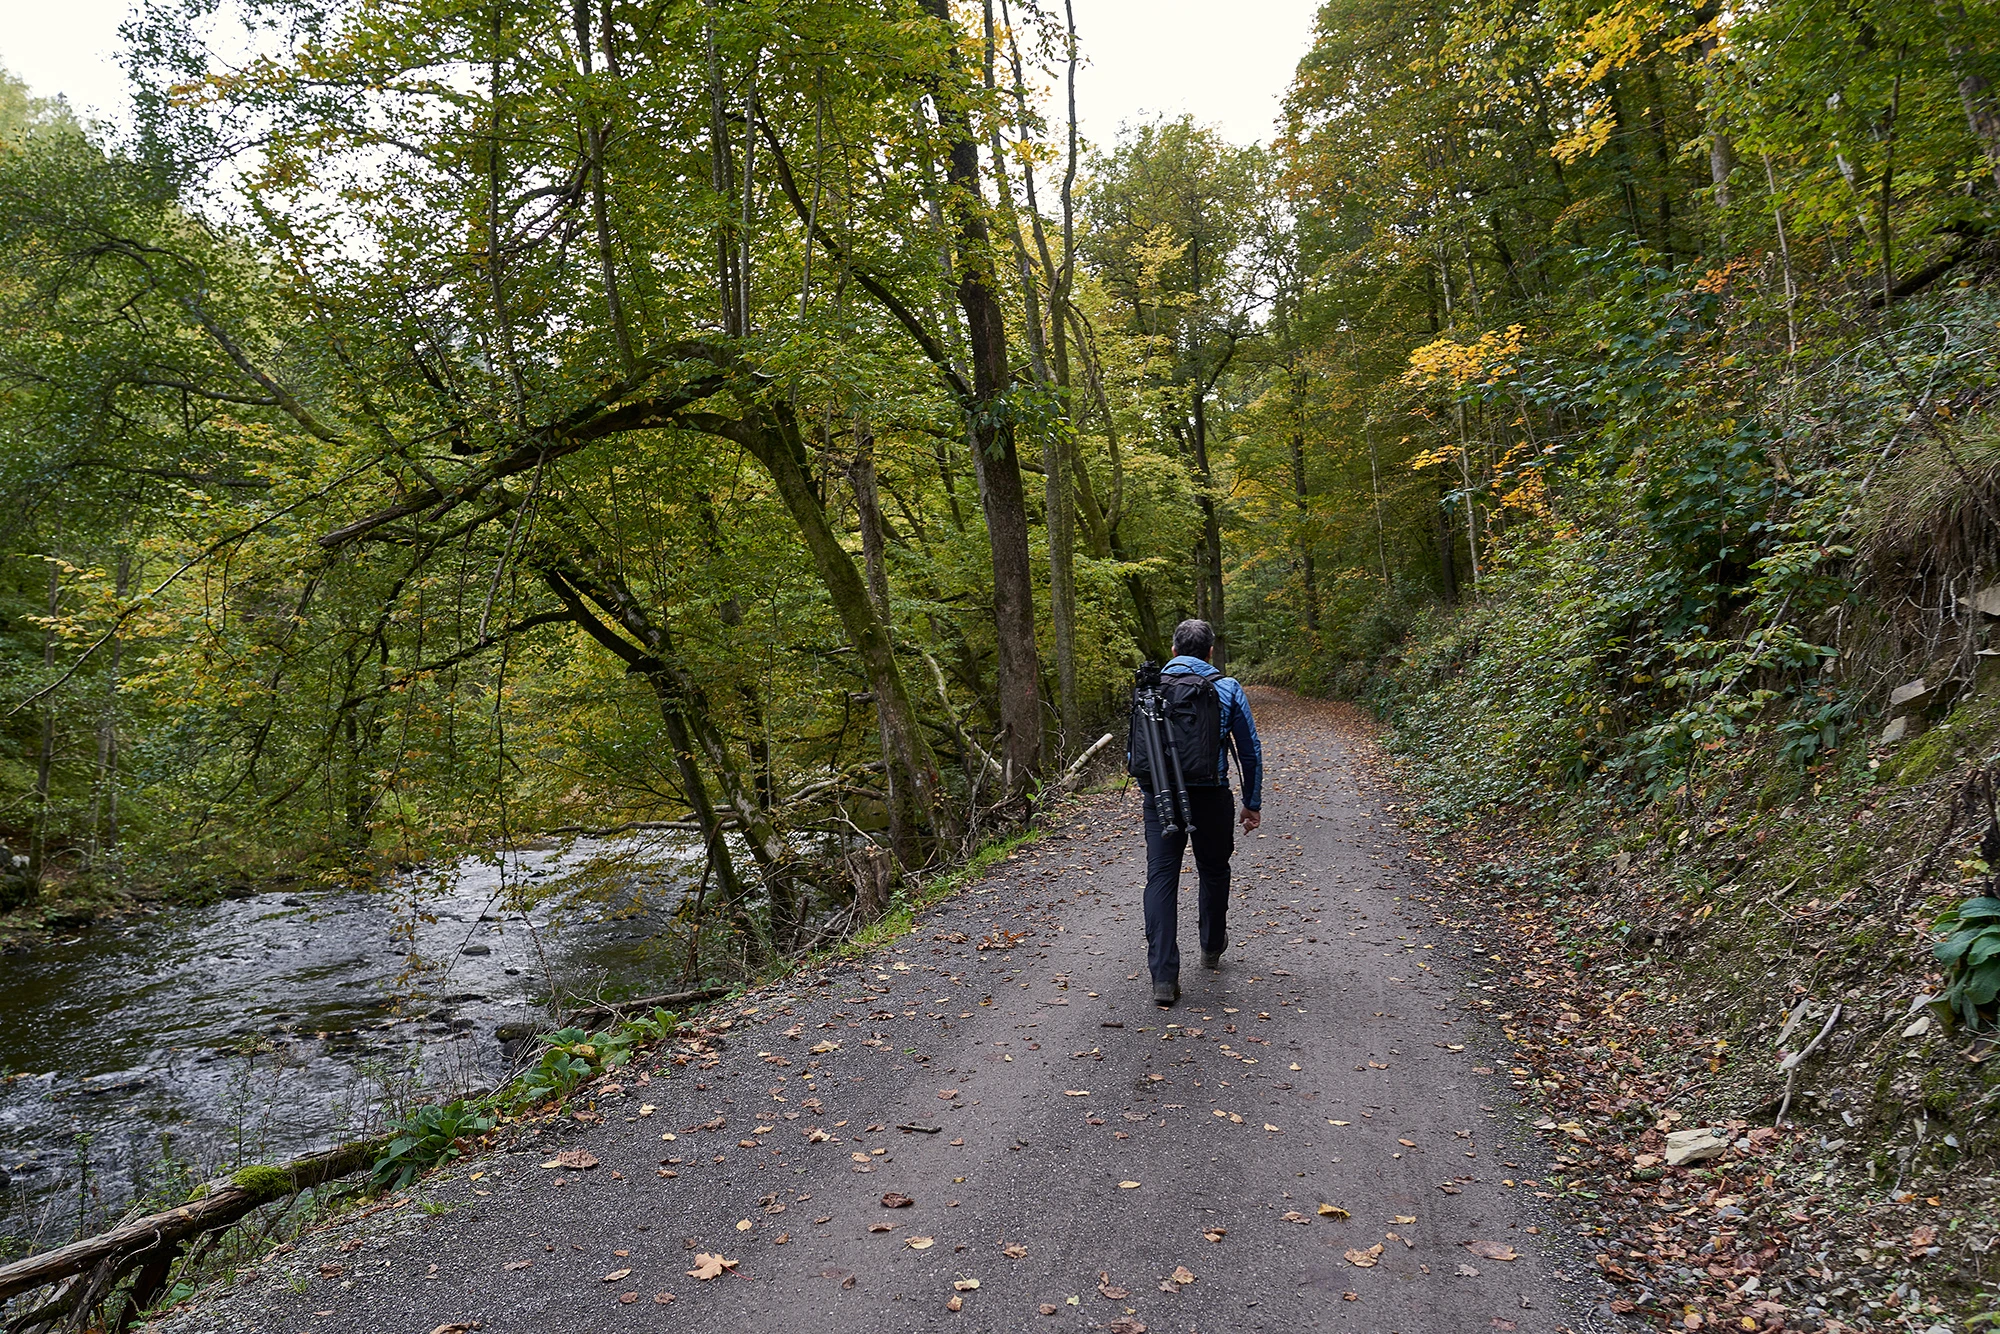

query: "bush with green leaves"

left=513, top=1009, right=678, bottom=1106
left=1934, top=895, right=2000, bottom=1030
left=371, top=1100, right=496, bottom=1189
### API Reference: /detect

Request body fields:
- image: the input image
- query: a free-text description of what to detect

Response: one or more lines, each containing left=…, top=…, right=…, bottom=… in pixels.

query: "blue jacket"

left=1156, top=656, right=1263, bottom=810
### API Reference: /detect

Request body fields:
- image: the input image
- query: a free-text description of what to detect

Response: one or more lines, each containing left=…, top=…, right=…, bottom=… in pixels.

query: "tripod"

left=1133, top=662, right=1194, bottom=834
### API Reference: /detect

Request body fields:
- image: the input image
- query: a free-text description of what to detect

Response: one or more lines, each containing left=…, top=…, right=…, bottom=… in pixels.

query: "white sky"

left=0, top=0, right=1321, bottom=146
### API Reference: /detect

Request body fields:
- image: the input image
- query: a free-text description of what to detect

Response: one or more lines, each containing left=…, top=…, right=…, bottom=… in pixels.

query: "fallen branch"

left=558, top=985, right=733, bottom=1031
left=0, top=1140, right=381, bottom=1304
left=1775, top=1003, right=1842, bottom=1128
left=1057, top=733, right=1116, bottom=790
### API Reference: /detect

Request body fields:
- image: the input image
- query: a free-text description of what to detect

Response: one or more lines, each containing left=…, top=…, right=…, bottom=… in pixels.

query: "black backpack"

left=1128, top=667, right=1224, bottom=789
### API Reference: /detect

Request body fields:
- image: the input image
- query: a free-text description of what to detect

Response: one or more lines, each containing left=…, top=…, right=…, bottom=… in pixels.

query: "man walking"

left=1131, top=618, right=1262, bottom=1008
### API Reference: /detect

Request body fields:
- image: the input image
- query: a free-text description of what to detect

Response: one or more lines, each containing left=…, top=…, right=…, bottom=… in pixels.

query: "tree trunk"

left=28, top=558, right=57, bottom=886
left=1943, top=5, right=2000, bottom=192
left=1288, top=365, right=1318, bottom=633
left=920, top=0, right=1043, bottom=789
left=738, top=409, right=944, bottom=864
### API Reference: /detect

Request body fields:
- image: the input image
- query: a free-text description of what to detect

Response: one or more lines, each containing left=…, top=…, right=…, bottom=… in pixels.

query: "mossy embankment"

left=1358, top=609, right=2000, bottom=1327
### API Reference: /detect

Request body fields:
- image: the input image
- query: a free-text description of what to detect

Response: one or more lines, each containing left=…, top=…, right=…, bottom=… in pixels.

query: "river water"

left=0, top=837, right=699, bottom=1244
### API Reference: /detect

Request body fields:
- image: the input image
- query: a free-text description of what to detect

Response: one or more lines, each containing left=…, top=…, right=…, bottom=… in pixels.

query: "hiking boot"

left=1151, top=979, right=1179, bottom=1008
left=1201, top=949, right=1222, bottom=971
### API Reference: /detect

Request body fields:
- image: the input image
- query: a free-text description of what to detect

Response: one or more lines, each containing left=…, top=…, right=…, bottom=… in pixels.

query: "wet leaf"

left=882, top=1193, right=915, bottom=1208
left=540, top=1151, right=599, bottom=1170
left=1098, top=1282, right=1130, bottom=1299
left=1462, top=1241, right=1519, bottom=1262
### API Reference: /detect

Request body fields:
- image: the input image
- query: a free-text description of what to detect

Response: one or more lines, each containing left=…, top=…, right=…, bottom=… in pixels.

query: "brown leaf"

left=1170, top=1266, right=1196, bottom=1285
left=881, top=1192, right=915, bottom=1208
left=1343, top=1245, right=1384, bottom=1268
left=907, top=1236, right=935, bottom=1250
left=686, top=1253, right=738, bottom=1281
left=1098, top=1283, right=1130, bottom=1300
left=617, top=1292, right=638, bottom=1305
left=1280, top=1211, right=1310, bottom=1225
left=540, top=1150, right=599, bottom=1171
left=867, top=1223, right=895, bottom=1233
left=1317, top=1204, right=1349, bottom=1218
left=1107, top=1321, right=1147, bottom=1334
left=504, top=1259, right=532, bottom=1271
left=1039, top=1303, right=1059, bottom=1315
left=1003, top=1244, right=1028, bottom=1259
left=1457, top=1264, right=1480, bottom=1277
left=946, top=1294, right=963, bottom=1311
left=1462, top=1241, right=1519, bottom=1262
left=1202, top=1227, right=1226, bottom=1243
left=601, top=1268, right=632, bottom=1282
left=426, top=1324, right=483, bottom=1334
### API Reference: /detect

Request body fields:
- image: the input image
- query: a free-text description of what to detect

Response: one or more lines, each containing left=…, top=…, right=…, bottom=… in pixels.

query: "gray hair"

left=1172, top=618, right=1214, bottom=660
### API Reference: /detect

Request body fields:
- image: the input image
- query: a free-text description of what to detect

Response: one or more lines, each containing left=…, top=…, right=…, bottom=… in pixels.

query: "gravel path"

left=157, top=690, right=1606, bottom=1334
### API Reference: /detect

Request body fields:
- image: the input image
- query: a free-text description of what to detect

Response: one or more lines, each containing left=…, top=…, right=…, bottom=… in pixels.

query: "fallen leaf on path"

left=1342, top=1292, right=1358, bottom=1301
left=1462, top=1241, right=1519, bottom=1262
left=686, top=1254, right=737, bottom=1281
left=1171, top=1265, right=1196, bottom=1284
left=504, top=1259, right=532, bottom=1271
left=1394, top=1215, right=1416, bottom=1224
left=1098, top=1282, right=1130, bottom=1299
left=1343, top=1245, right=1383, bottom=1267
left=1264, top=1123, right=1281, bottom=1133
left=1117, top=1180, right=1141, bottom=1189
left=639, top=1104, right=655, bottom=1116
left=946, top=1295, right=963, bottom=1311
left=1398, top=1138, right=1416, bottom=1147
left=1318, top=1204, right=1348, bottom=1218
left=954, top=1278, right=979, bottom=1291
left=653, top=1293, right=674, bottom=1304
left=736, top=1219, right=753, bottom=1232
left=907, top=1236, right=935, bottom=1250
left=841, top=1275, right=857, bottom=1289
left=1280, top=1211, right=1309, bottom=1225
left=867, top=1223, right=895, bottom=1233
left=1329, top=1119, right=1350, bottom=1125
left=1064, top=1089, right=1090, bottom=1096
left=1003, top=1244, right=1028, bottom=1259
left=1457, top=1264, right=1480, bottom=1276
left=540, top=1151, right=599, bottom=1170
left=617, top=1292, right=638, bottom=1305
left=1202, top=1228, right=1226, bottom=1242
left=1108, top=1321, right=1147, bottom=1334
left=810, top=1041, right=839, bottom=1054
left=881, top=1193, right=914, bottom=1208
left=601, top=1268, right=631, bottom=1282
left=1039, top=1303, right=1059, bottom=1315
left=426, top=1325, right=482, bottom=1334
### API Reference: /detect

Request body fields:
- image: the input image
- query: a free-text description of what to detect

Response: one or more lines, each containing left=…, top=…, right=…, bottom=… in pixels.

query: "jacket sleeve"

left=1226, top=681, right=1263, bottom=810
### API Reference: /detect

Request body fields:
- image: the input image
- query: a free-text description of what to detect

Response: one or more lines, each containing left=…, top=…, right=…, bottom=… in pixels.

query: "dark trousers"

left=1141, top=785, right=1234, bottom=984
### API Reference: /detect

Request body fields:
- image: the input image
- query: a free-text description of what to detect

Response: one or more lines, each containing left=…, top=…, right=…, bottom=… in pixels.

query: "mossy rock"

left=230, top=1164, right=294, bottom=1195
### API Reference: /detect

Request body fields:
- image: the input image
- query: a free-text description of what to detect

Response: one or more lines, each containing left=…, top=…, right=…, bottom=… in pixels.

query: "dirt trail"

left=159, top=690, right=1607, bottom=1333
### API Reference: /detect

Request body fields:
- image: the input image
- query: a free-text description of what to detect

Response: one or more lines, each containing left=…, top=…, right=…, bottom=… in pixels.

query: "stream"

left=0, top=836, right=700, bottom=1246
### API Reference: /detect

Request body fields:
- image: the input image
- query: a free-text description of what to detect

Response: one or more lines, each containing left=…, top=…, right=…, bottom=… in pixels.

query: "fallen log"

left=0, top=1139, right=381, bottom=1305
left=559, top=984, right=732, bottom=1032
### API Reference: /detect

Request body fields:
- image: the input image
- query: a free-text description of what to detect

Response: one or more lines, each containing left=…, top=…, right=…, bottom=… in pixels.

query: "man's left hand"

left=1240, top=807, right=1261, bottom=832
